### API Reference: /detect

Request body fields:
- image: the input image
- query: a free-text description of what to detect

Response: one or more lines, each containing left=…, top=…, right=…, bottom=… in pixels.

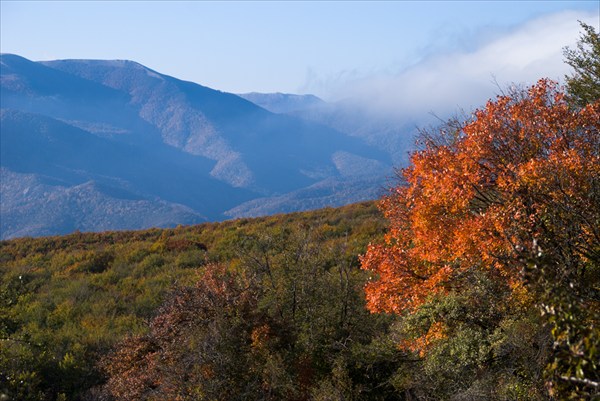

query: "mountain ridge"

left=1, top=54, right=402, bottom=239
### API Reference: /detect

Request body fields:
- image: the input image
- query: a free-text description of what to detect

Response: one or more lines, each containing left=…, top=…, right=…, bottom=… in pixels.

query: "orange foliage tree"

left=361, top=79, right=599, bottom=396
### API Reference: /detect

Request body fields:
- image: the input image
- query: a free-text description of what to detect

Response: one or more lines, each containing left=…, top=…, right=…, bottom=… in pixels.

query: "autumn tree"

left=95, top=263, right=282, bottom=401
left=361, top=79, right=599, bottom=399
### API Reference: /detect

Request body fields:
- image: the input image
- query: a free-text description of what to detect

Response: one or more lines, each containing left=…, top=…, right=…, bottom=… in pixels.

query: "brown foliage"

left=99, top=263, right=263, bottom=400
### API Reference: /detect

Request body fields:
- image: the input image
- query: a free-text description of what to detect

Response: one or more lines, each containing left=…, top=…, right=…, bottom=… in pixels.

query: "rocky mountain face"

left=1, top=54, right=411, bottom=239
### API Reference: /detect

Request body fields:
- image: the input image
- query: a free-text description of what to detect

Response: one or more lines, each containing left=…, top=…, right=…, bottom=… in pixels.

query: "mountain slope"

left=1, top=54, right=395, bottom=239
left=1, top=168, right=205, bottom=239
left=0, top=108, right=263, bottom=238
left=42, top=58, right=390, bottom=192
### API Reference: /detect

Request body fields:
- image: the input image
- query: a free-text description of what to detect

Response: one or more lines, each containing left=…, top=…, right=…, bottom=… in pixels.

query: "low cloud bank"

left=312, top=11, right=597, bottom=123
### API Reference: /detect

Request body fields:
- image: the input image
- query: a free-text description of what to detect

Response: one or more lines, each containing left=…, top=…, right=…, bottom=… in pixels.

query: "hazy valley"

left=1, top=54, right=415, bottom=239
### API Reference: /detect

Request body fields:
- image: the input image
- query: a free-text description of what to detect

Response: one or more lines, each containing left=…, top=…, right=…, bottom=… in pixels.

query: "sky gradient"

left=1, top=1, right=598, bottom=119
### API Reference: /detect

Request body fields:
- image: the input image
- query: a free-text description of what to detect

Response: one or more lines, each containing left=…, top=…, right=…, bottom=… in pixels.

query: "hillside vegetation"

left=1, top=202, right=392, bottom=400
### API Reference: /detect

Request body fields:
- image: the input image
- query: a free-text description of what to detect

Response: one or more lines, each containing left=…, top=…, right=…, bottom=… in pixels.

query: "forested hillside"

left=1, top=202, right=392, bottom=400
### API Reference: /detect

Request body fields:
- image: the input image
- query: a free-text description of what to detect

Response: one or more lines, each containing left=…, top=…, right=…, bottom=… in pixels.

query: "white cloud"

left=321, top=11, right=597, bottom=122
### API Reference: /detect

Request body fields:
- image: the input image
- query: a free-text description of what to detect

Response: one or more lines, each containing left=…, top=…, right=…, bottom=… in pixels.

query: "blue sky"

left=1, top=1, right=598, bottom=118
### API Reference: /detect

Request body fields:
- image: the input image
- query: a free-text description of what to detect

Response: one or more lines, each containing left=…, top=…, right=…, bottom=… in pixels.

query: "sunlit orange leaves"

left=398, top=321, right=447, bottom=358
left=361, top=79, right=599, bottom=316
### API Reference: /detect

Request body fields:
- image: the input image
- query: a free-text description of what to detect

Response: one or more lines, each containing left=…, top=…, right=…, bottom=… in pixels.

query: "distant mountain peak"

left=43, top=58, right=148, bottom=69
left=238, top=92, right=325, bottom=114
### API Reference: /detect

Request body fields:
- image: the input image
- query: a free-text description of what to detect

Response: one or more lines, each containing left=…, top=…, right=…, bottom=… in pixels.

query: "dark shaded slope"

left=0, top=109, right=254, bottom=220
left=0, top=168, right=207, bottom=239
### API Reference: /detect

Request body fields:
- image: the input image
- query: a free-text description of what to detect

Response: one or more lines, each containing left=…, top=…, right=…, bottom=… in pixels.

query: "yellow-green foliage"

left=0, top=202, right=385, bottom=400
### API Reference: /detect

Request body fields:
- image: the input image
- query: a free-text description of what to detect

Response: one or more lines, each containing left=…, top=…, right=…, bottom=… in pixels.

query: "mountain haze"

left=0, top=54, right=404, bottom=239
left=238, top=92, right=326, bottom=114
left=240, top=92, right=418, bottom=166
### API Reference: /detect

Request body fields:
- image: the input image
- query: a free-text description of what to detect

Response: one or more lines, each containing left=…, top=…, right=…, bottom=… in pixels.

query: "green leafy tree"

left=564, top=22, right=600, bottom=107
